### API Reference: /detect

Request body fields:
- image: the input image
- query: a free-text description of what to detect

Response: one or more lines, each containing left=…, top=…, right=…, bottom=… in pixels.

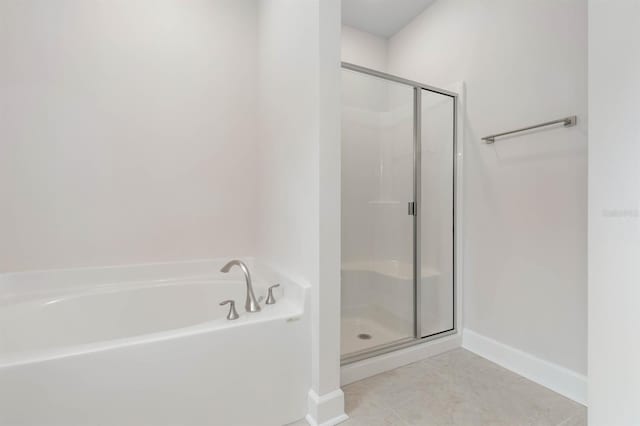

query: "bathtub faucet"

left=220, top=260, right=261, bottom=313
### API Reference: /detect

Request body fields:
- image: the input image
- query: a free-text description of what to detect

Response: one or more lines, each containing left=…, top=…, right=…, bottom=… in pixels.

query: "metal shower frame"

left=341, top=62, right=459, bottom=365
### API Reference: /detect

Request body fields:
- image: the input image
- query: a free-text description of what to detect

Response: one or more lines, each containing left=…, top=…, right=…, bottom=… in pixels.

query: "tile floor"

left=288, top=349, right=586, bottom=426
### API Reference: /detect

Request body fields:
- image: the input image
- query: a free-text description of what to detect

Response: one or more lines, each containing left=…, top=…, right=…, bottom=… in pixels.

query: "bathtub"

left=0, top=259, right=311, bottom=426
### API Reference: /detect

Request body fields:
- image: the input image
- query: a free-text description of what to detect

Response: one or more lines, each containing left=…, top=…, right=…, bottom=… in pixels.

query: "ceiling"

left=342, top=0, right=436, bottom=38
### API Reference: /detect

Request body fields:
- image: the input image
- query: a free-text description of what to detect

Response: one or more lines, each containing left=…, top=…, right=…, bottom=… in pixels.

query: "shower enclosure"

left=341, top=63, right=457, bottom=363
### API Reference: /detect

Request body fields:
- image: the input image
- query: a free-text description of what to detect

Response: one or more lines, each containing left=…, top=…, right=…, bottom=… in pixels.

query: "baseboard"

left=462, top=328, right=587, bottom=405
left=341, top=333, right=462, bottom=386
left=305, top=389, right=348, bottom=426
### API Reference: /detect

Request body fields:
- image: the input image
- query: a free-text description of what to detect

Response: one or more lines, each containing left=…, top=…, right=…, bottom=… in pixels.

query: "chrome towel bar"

left=482, top=115, right=577, bottom=144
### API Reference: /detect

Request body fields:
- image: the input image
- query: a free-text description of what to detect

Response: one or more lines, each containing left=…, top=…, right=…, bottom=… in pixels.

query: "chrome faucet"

left=219, top=300, right=240, bottom=320
left=220, top=260, right=261, bottom=313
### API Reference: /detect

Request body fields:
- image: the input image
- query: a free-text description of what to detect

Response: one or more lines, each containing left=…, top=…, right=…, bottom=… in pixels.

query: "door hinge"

left=408, top=201, right=416, bottom=216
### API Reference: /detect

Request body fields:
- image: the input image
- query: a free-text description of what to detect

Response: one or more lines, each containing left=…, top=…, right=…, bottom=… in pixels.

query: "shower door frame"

left=340, top=62, right=459, bottom=365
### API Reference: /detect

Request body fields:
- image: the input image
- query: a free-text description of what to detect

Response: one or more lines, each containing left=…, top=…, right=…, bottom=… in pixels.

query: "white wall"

left=588, top=0, right=640, bottom=424
left=1, top=1, right=344, bottom=422
left=258, top=1, right=344, bottom=424
left=341, top=26, right=388, bottom=71
left=257, top=0, right=319, bottom=282
left=0, top=0, right=258, bottom=272
left=387, top=0, right=587, bottom=377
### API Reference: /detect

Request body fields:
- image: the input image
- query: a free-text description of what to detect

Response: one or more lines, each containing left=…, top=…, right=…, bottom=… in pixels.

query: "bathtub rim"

left=0, top=258, right=309, bottom=369
left=0, top=298, right=304, bottom=369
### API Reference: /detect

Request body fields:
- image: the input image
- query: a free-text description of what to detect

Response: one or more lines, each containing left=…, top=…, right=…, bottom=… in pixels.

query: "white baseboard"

left=305, top=389, right=348, bottom=426
left=462, top=328, right=587, bottom=406
left=341, top=333, right=462, bottom=386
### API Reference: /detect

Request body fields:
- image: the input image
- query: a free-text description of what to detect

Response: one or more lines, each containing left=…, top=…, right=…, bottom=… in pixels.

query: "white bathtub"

left=0, top=259, right=311, bottom=426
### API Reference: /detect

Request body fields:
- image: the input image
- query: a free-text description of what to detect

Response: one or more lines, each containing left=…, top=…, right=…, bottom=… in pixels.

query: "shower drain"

left=357, top=333, right=372, bottom=340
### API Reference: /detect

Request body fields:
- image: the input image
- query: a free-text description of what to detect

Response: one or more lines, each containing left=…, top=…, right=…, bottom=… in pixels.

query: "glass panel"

left=341, top=69, right=416, bottom=357
left=419, top=89, right=455, bottom=337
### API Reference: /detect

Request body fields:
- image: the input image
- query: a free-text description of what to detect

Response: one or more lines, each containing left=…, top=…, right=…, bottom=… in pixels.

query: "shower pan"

left=341, top=63, right=457, bottom=364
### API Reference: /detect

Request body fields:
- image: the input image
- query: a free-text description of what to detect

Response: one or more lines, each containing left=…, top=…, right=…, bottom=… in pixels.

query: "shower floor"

left=341, top=308, right=411, bottom=356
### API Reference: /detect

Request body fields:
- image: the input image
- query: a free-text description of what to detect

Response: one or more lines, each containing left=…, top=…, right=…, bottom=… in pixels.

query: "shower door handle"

left=408, top=201, right=416, bottom=216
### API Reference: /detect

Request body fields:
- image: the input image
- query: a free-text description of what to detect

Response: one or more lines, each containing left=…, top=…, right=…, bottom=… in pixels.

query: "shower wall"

left=341, top=24, right=393, bottom=278
left=342, top=28, right=394, bottom=329
left=341, top=69, right=415, bottom=353
left=341, top=74, right=413, bottom=271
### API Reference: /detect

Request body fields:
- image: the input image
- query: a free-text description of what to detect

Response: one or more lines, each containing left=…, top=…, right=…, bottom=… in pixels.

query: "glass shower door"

left=341, top=68, right=415, bottom=358
left=418, top=89, right=455, bottom=337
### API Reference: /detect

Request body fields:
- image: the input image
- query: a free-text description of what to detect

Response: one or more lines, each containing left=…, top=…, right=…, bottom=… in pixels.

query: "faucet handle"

left=219, top=300, right=239, bottom=320
left=265, top=284, right=281, bottom=305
